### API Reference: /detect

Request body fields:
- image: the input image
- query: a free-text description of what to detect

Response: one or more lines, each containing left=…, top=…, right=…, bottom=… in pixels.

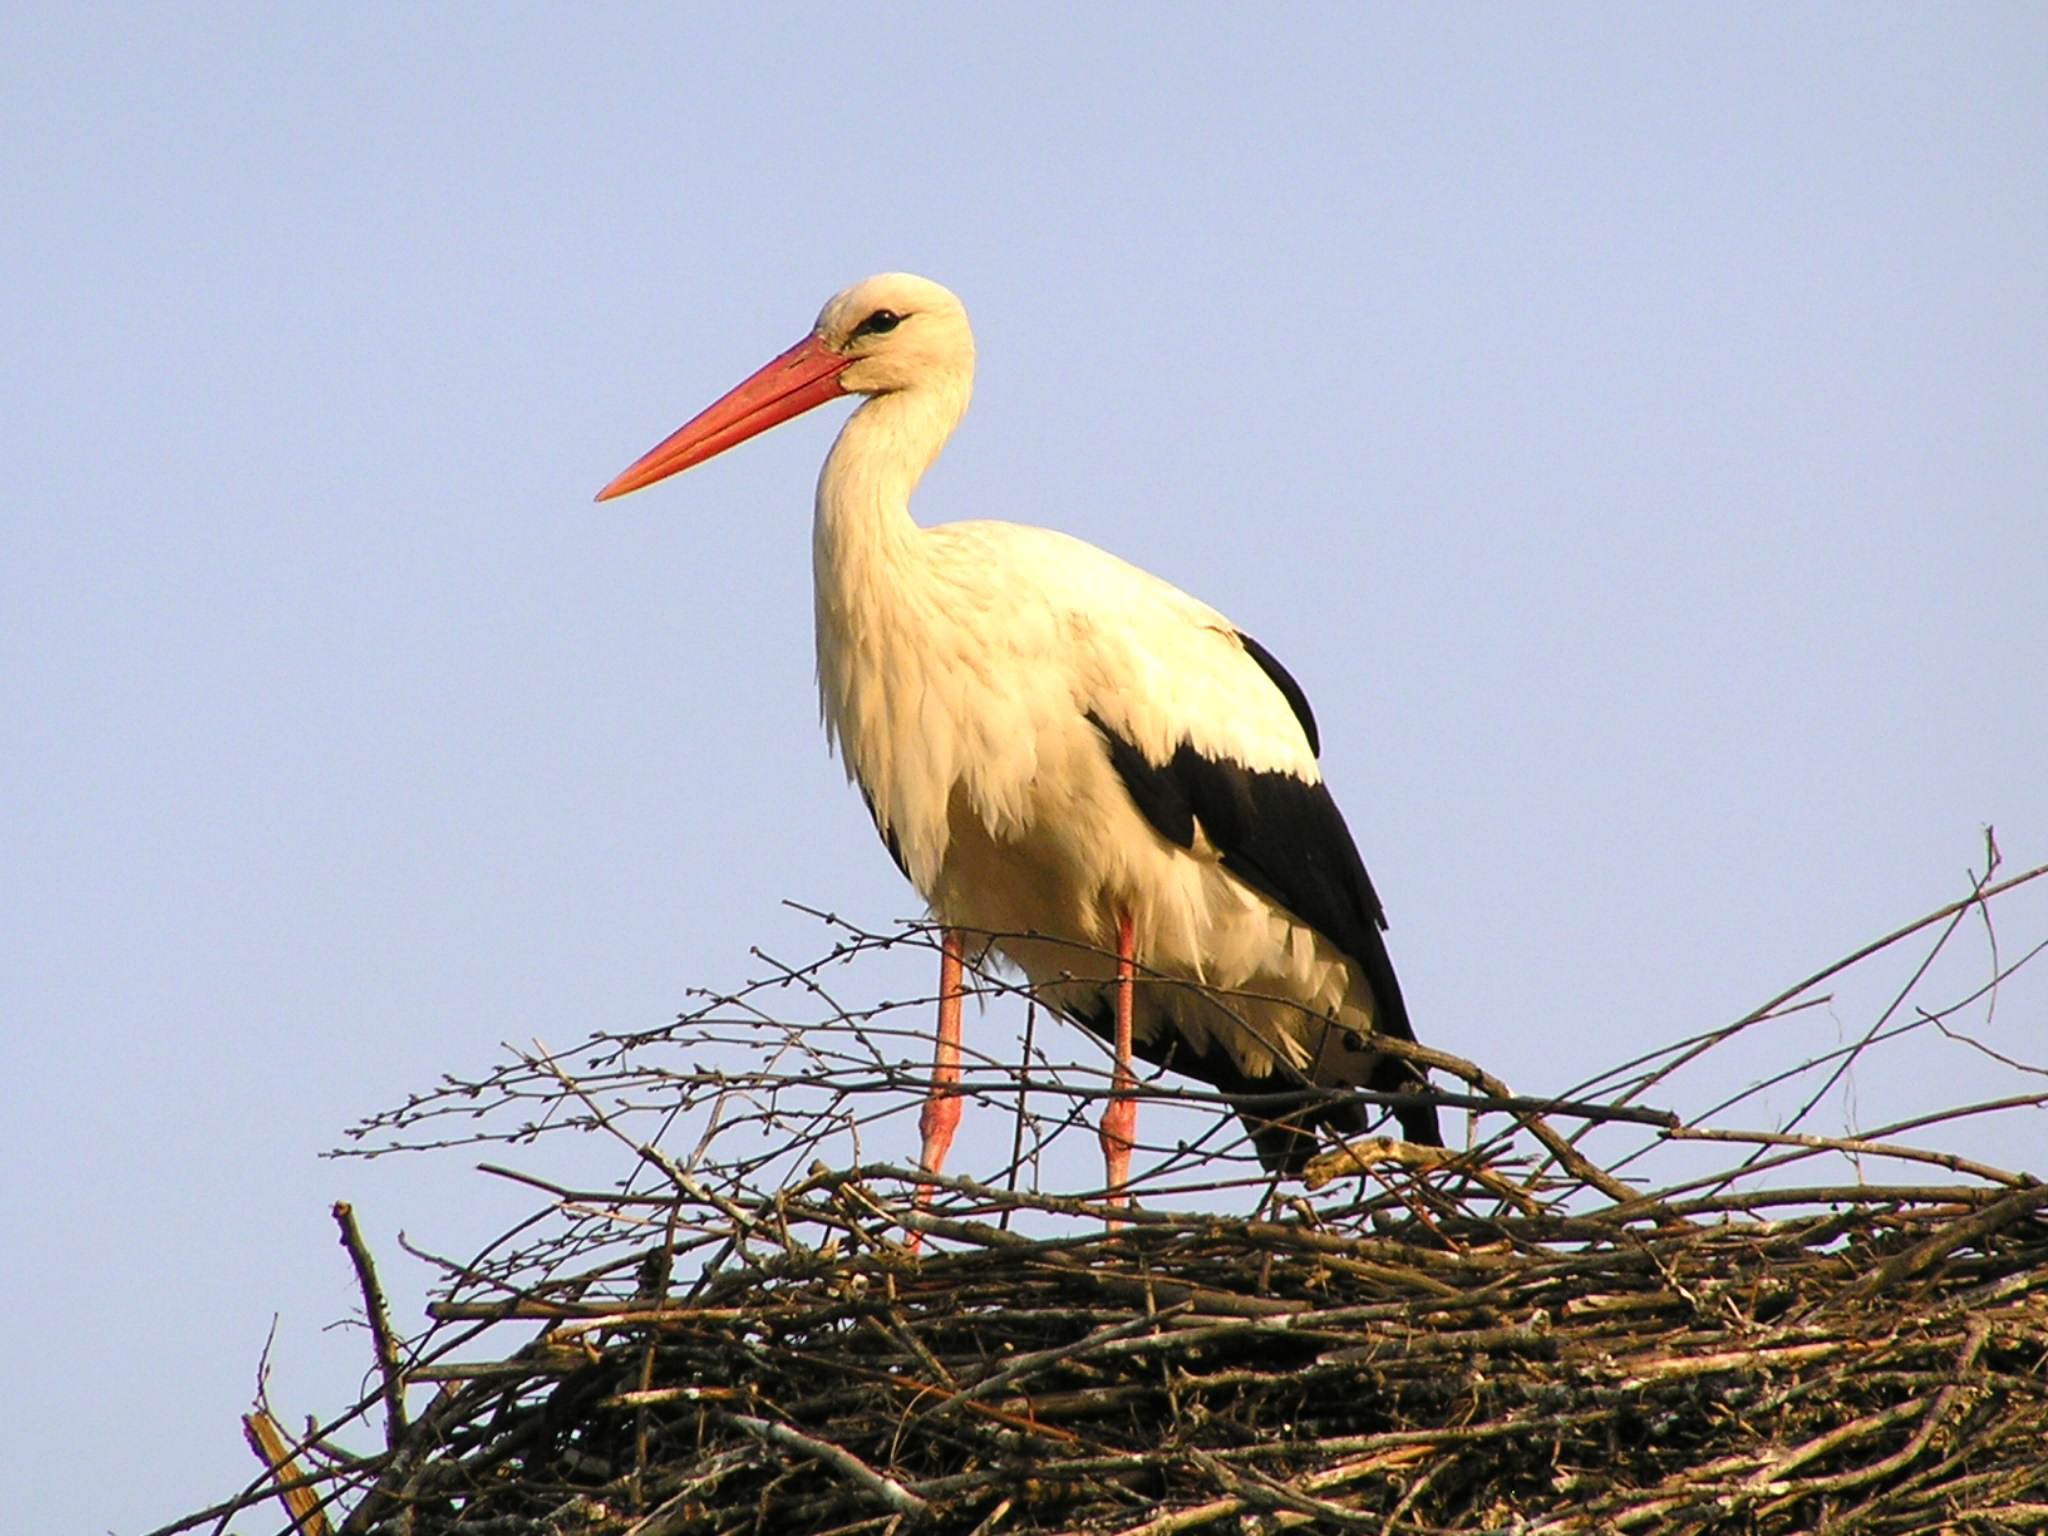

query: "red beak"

left=596, top=333, right=852, bottom=502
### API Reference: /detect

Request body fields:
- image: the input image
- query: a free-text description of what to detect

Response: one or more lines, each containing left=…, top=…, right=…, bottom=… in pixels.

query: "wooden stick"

left=240, top=1410, right=332, bottom=1536
left=331, top=1202, right=408, bottom=1449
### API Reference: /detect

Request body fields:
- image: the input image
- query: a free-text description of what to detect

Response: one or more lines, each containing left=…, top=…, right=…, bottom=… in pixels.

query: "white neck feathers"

left=810, top=376, right=974, bottom=890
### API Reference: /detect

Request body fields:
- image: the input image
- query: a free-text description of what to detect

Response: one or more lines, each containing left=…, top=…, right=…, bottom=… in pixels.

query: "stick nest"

left=173, top=860, right=2048, bottom=1535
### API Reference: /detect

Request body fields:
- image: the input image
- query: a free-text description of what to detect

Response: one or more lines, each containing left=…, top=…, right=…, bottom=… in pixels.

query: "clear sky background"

left=6, top=9, right=2046, bottom=1532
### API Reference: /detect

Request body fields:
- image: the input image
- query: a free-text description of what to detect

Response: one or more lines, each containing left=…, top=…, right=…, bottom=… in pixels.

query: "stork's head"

left=596, top=272, right=973, bottom=501
left=816, top=273, right=973, bottom=397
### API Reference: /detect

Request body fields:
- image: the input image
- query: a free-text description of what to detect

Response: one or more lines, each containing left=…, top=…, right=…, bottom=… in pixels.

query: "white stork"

left=598, top=273, right=1440, bottom=1201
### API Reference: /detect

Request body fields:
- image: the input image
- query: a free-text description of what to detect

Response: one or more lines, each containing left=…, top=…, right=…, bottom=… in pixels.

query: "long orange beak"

left=595, top=333, right=852, bottom=502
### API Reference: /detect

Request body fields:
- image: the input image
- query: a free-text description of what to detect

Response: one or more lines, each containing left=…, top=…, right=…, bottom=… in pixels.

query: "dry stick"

left=1549, top=995, right=1835, bottom=1114
left=527, top=1038, right=766, bottom=1243
left=1844, top=1087, right=2048, bottom=1152
left=720, top=1411, right=930, bottom=1518
left=1601, top=1056, right=2048, bottom=1214
left=1301, top=1135, right=1545, bottom=1216
left=1923, top=936, right=2048, bottom=1077
left=1829, top=1182, right=2048, bottom=1308
left=1379, top=1444, right=1461, bottom=1533
left=1183, top=1447, right=1379, bottom=1530
left=1635, top=860, right=2048, bottom=1108
left=1370, top=1038, right=1643, bottom=1206
left=241, top=1410, right=333, bottom=1536
left=871, top=1371, right=1083, bottom=1448
left=1759, top=1319, right=1991, bottom=1508
left=1746, top=1395, right=1940, bottom=1491
left=1000, top=997, right=1038, bottom=1231
left=155, top=1302, right=517, bottom=1536
left=469, top=1161, right=815, bottom=1277
left=1610, top=1122, right=2046, bottom=1220
left=916, top=1301, right=1196, bottom=1429
left=331, top=1202, right=409, bottom=1450
left=211, top=1320, right=379, bottom=1536
left=1663, top=1124, right=2034, bottom=1190
left=632, top=1195, right=681, bottom=1516
left=1568, top=859, right=2048, bottom=1191
left=1976, top=825, right=2005, bottom=1004
left=910, top=1428, right=1559, bottom=1506
left=1622, top=1091, right=2048, bottom=1214
left=1767, top=858, right=1997, bottom=1158
left=1108, top=1445, right=1434, bottom=1536
left=804, top=1160, right=1153, bottom=1232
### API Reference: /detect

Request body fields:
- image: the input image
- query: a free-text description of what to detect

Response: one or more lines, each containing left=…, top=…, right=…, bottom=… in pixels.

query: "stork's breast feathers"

left=830, top=519, right=1330, bottom=898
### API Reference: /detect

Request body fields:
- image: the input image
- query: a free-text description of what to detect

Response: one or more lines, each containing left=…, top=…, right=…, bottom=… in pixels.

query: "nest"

left=166, top=859, right=2048, bottom=1536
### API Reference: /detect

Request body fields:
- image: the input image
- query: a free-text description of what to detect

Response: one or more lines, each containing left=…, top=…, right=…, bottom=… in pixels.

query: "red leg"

left=913, top=930, right=966, bottom=1238
left=1098, top=910, right=1139, bottom=1214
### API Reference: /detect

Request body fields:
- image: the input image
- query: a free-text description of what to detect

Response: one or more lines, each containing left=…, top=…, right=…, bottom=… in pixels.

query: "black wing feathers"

left=1090, top=713, right=1197, bottom=850
left=1087, top=630, right=1441, bottom=1152
left=1083, top=711, right=1414, bottom=1051
left=1238, top=632, right=1320, bottom=756
left=858, top=783, right=910, bottom=881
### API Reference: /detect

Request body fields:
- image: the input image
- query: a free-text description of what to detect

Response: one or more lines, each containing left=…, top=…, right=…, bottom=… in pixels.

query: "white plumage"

left=830, top=518, right=1347, bottom=1079
left=601, top=273, right=1438, bottom=1194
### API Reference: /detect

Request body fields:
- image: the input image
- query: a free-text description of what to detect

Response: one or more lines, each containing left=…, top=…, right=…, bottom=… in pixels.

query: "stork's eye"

left=854, top=309, right=903, bottom=337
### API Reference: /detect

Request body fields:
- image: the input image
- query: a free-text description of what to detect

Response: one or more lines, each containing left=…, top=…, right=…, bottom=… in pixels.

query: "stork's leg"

left=1098, top=910, right=1139, bottom=1210
left=915, top=929, right=966, bottom=1210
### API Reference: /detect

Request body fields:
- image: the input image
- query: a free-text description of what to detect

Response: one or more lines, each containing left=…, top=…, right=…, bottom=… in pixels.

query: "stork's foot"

left=917, top=1091, right=962, bottom=1190
left=909, top=1097, right=962, bottom=1253
left=909, top=1092, right=962, bottom=1254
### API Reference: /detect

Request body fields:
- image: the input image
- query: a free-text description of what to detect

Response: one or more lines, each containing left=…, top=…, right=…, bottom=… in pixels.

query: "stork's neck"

left=813, top=376, right=970, bottom=589
left=810, top=370, right=974, bottom=888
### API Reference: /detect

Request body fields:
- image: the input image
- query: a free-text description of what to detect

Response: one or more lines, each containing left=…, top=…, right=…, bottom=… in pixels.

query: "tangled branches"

left=163, top=856, right=2048, bottom=1535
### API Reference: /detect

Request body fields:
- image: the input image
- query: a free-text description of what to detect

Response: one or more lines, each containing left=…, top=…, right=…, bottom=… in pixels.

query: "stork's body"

left=602, top=274, right=1439, bottom=1189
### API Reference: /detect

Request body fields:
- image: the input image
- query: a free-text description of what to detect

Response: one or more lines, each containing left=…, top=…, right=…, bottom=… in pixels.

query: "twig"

left=169, top=871, right=2048, bottom=1536
left=332, top=1202, right=409, bottom=1450
left=1663, top=1124, right=2034, bottom=1189
left=1828, top=1182, right=2048, bottom=1308
left=721, top=1411, right=930, bottom=1518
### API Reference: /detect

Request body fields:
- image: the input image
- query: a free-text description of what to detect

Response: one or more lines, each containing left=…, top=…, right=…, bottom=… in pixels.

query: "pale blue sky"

left=6, top=9, right=2047, bottom=1531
